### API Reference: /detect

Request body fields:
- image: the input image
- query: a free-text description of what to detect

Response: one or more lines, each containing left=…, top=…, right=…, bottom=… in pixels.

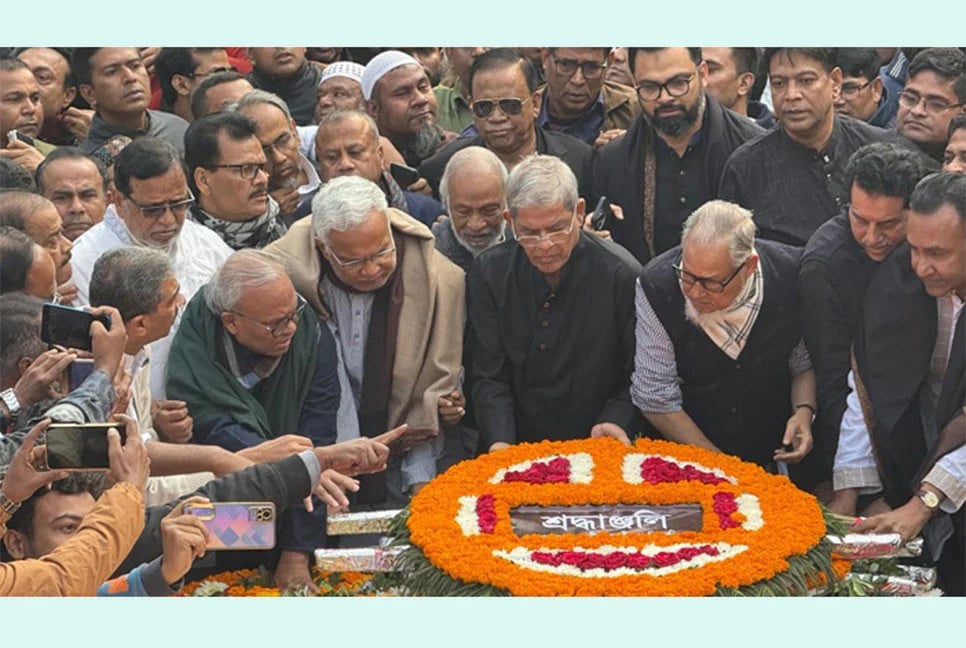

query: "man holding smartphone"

left=0, top=58, right=55, bottom=175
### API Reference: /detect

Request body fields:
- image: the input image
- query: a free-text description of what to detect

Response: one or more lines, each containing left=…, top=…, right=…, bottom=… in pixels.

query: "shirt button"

left=735, top=363, right=741, bottom=370
left=538, top=343, right=547, bottom=351
left=679, top=169, right=686, bottom=177
left=543, top=302, right=550, bottom=309
left=541, top=320, right=550, bottom=327
left=731, top=407, right=738, bottom=414
left=679, top=196, right=686, bottom=204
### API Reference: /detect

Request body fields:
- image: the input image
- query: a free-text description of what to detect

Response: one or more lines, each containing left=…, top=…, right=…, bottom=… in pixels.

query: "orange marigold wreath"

left=397, top=437, right=843, bottom=596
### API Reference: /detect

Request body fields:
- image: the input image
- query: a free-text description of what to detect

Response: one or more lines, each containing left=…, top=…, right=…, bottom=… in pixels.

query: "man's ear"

left=16, top=356, right=34, bottom=381
left=736, top=72, right=756, bottom=99
left=220, top=311, right=240, bottom=336
left=829, top=66, right=844, bottom=101
left=62, top=86, right=77, bottom=110
left=575, top=197, right=586, bottom=222
left=78, top=83, right=96, bottom=109
left=365, top=98, right=379, bottom=120
left=171, top=74, right=192, bottom=97
left=2, top=529, right=28, bottom=561
left=871, top=77, right=884, bottom=103
left=194, top=166, right=212, bottom=197
left=503, top=208, right=512, bottom=225
left=127, top=314, right=148, bottom=339
left=744, top=253, right=760, bottom=277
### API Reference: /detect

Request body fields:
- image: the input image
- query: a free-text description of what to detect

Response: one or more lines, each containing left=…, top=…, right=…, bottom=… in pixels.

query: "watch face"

left=919, top=491, right=940, bottom=509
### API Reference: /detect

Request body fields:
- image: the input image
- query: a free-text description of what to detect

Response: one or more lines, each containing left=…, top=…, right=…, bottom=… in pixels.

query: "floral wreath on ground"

left=388, top=437, right=850, bottom=596
left=180, top=567, right=401, bottom=597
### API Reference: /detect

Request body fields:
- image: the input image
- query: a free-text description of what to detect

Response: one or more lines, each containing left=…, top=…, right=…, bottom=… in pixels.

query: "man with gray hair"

left=467, top=155, right=643, bottom=450
left=633, top=199, right=817, bottom=485
left=234, top=90, right=321, bottom=223
left=265, top=175, right=464, bottom=507
left=434, top=146, right=509, bottom=271
left=167, top=248, right=375, bottom=587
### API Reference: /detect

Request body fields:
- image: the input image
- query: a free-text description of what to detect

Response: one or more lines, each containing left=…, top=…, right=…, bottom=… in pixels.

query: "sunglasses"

left=471, top=96, right=532, bottom=119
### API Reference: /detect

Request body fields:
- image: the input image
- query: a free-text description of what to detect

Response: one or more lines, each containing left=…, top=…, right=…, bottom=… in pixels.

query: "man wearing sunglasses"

left=184, top=111, right=288, bottom=250
left=153, top=48, right=234, bottom=124
left=69, top=138, right=232, bottom=408
left=633, top=200, right=818, bottom=488
left=591, top=47, right=763, bottom=265
left=420, top=49, right=593, bottom=201
left=265, top=175, right=465, bottom=509
left=535, top=47, right=640, bottom=148
left=720, top=48, right=895, bottom=249
left=896, top=48, right=966, bottom=165
left=467, top=156, right=643, bottom=452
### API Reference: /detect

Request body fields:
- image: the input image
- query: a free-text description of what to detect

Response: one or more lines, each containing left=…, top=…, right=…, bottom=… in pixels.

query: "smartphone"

left=41, top=303, right=111, bottom=352
left=590, top=196, right=614, bottom=231
left=7, top=129, right=36, bottom=148
left=389, top=162, right=420, bottom=187
left=45, top=422, right=126, bottom=471
left=67, top=359, right=95, bottom=391
left=184, top=502, right=277, bottom=550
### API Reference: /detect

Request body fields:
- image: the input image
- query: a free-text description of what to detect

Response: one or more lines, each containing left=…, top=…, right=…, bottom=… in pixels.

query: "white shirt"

left=71, top=206, right=234, bottom=399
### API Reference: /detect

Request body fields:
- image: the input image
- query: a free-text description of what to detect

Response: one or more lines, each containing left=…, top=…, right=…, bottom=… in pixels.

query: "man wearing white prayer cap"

left=362, top=50, right=454, bottom=167
left=314, top=61, right=366, bottom=123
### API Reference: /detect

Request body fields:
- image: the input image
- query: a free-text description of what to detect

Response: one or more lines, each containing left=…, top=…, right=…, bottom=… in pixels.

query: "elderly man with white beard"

left=432, top=146, right=509, bottom=272
left=70, top=137, right=233, bottom=403
left=632, top=200, right=820, bottom=489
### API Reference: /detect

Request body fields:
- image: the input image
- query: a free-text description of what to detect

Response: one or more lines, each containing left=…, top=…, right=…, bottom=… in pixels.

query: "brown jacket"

left=535, top=80, right=642, bottom=134
left=0, top=482, right=145, bottom=596
left=265, top=209, right=465, bottom=433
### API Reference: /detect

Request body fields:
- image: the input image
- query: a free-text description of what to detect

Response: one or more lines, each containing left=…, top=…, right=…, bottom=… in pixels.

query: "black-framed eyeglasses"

left=840, top=80, right=872, bottom=98
left=471, top=96, right=532, bottom=119
left=124, top=189, right=195, bottom=220
left=898, top=90, right=964, bottom=115
left=673, top=258, right=747, bottom=294
left=230, top=295, right=307, bottom=337
left=636, top=72, right=695, bottom=102
left=551, top=55, right=607, bottom=80
left=188, top=66, right=233, bottom=79
left=261, top=130, right=295, bottom=158
left=207, top=162, right=268, bottom=180
left=329, top=244, right=397, bottom=271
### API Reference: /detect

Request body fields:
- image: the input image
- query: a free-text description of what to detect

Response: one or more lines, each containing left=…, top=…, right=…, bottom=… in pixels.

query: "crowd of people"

left=0, top=46, right=963, bottom=596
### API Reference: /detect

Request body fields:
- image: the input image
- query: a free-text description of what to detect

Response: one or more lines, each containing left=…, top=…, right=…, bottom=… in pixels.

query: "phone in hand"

left=183, top=502, right=277, bottom=550
left=590, top=196, right=614, bottom=231
left=45, top=422, right=127, bottom=471
left=41, top=303, right=111, bottom=352
left=67, top=359, right=95, bottom=391
left=389, top=162, right=420, bottom=187
left=7, top=129, right=36, bottom=148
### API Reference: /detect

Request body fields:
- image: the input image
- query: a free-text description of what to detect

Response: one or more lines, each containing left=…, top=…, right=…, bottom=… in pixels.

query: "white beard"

left=453, top=221, right=506, bottom=258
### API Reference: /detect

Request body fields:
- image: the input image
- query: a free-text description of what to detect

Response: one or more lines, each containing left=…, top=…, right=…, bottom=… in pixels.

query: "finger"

left=44, top=352, right=78, bottom=378
left=374, top=423, right=408, bottom=446
left=303, top=495, right=314, bottom=513
left=171, top=495, right=209, bottom=517
left=160, top=400, right=188, bottom=411
left=314, top=483, right=347, bottom=509
left=20, top=419, right=51, bottom=455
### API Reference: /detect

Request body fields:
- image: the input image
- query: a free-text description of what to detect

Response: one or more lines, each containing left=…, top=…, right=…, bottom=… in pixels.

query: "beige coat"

left=265, top=209, right=465, bottom=433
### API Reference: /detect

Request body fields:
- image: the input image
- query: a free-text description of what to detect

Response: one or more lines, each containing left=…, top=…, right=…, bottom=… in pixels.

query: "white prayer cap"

left=361, top=50, right=421, bottom=100
left=320, top=61, right=365, bottom=86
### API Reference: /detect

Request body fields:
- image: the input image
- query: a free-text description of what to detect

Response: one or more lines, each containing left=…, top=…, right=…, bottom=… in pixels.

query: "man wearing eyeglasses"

left=153, top=48, right=233, bottom=124
left=467, top=155, right=643, bottom=451
left=633, top=200, right=817, bottom=486
left=265, top=175, right=465, bottom=508
left=73, top=48, right=189, bottom=157
left=69, top=137, right=232, bottom=405
left=184, top=111, right=288, bottom=250
left=234, top=90, right=320, bottom=223
left=420, top=49, right=593, bottom=200
left=720, top=48, right=893, bottom=248
left=591, top=47, right=763, bottom=265
left=535, top=47, right=640, bottom=148
left=833, top=49, right=896, bottom=129
left=896, top=48, right=966, bottom=164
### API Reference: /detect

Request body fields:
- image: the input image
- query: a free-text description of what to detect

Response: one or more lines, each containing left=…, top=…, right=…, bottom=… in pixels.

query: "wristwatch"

left=0, top=388, right=21, bottom=417
left=916, top=489, right=941, bottom=511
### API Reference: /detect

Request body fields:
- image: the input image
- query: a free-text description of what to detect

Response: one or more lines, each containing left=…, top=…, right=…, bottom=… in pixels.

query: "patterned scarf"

left=685, top=255, right=763, bottom=360
left=190, top=198, right=287, bottom=250
left=380, top=171, right=410, bottom=212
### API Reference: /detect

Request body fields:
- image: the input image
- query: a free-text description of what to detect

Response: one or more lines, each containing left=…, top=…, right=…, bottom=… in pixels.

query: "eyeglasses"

left=512, top=210, right=577, bottom=248
left=898, top=90, right=964, bottom=114
left=230, top=295, right=307, bottom=337
left=329, top=244, right=397, bottom=270
left=635, top=72, right=695, bottom=102
left=188, top=66, right=233, bottom=79
left=840, top=80, right=872, bottom=98
left=673, top=258, right=747, bottom=294
left=124, top=189, right=195, bottom=220
left=262, top=131, right=294, bottom=158
left=551, top=55, right=607, bottom=80
left=471, top=96, right=532, bottom=119
left=207, top=162, right=268, bottom=180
